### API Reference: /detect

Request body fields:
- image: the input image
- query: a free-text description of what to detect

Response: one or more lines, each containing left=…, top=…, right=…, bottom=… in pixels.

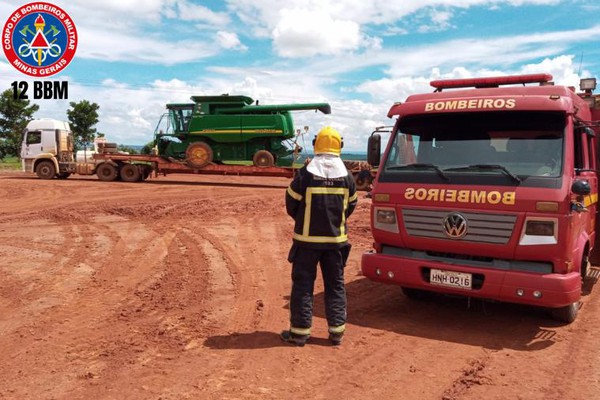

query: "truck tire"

left=141, top=165, right=152, bottom=181
left=185, top=142, right=213, bottom=168
left=120, top=164, right=142, bottom=182
left=36, top=160, right=56, bottom=179
left=96, top=162, right=119, bottom=182
left=253, top=150, right=275, bottom=167
left=550, top=301, right=579, bottom=323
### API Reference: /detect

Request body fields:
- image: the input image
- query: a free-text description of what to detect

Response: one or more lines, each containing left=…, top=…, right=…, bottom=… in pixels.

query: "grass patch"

left=0, top=157, right=21, bottom=170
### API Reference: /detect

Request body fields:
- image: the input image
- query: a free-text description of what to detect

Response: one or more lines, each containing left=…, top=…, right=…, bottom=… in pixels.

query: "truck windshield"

left=380, top=111, right=565, bottom=187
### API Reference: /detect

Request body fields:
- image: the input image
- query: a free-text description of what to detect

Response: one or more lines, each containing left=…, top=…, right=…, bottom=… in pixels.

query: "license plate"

left=430, top=268, right=472, bottom=290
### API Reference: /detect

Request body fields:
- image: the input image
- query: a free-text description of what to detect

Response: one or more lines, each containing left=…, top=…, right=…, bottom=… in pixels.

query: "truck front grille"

left=401, top=208, right=517, bottom=244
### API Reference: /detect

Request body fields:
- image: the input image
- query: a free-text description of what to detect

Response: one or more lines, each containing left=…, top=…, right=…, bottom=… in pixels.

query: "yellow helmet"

left=313, top=126, right=343, bottom=155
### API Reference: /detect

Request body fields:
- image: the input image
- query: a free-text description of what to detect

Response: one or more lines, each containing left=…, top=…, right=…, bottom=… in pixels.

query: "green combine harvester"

left=154, top=95, right=331, bottom=168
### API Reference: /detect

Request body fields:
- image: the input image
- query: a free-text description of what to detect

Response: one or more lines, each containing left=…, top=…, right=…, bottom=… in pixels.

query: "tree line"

left=0, top=88, right=102, bottom=159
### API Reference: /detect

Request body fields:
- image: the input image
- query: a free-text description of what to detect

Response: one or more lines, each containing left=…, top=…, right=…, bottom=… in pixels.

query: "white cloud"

left=77, top=26, right=220, bottom=64
left=216, top=31, right=248, bottom=51
left=177, top=1, right=230, bottom=25
left=272, top=8, right=362, bottom=57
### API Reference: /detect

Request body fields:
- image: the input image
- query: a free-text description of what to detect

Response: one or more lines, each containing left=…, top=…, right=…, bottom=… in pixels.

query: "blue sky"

left=1, top=0, right=599, bottom=151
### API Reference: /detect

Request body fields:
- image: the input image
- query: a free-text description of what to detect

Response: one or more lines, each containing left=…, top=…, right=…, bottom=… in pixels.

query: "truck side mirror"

left=572, top=180, right=591, bottom=196
left=368, top=133, right=381, bottom=167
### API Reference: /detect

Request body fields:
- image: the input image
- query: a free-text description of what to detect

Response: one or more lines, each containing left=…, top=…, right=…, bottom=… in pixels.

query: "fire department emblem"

left=3, top=2, right=78, bottom=77
left=443, top=212, right=468, bottom=239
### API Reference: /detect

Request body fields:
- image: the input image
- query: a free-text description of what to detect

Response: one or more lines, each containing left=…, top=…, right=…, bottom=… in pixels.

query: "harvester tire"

left=253, top=150, right=275, bottom=167
left=120, top=164, right=142, bottom=182
left=96, top=162, right=119, bottom=182
left=185, top=142, right=213, bottom=168
left=36, top=160, right=56, bottom=180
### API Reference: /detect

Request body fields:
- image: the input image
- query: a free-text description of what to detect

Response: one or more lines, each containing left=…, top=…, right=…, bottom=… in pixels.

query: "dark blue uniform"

left=285, top=164, right=358, bottom=339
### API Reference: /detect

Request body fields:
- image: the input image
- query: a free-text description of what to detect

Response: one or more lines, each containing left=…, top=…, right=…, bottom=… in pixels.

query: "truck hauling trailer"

left=20, top=97, right=374, bottom=188
left=362, top=74, right=600, bottom=322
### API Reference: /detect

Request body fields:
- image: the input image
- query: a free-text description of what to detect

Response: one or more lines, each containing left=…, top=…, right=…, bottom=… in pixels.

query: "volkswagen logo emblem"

left=443, top=213, right=468, bottom=239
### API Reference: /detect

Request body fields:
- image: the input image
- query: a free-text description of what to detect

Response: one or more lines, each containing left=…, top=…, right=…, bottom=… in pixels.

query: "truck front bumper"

left=361, top=251, right=581, bottom=308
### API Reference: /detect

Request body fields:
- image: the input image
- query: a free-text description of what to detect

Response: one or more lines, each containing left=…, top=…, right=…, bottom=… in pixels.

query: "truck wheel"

left=96, top=163, right=119, bottom=182
left=253, top=150, right=275, bottom=167
left=57, top=172, right=71, bottom=179
left=550, top=302, right=579, bottom=323
left=120, top=164, right=142, bottom=182
left=581, top=253, right=590, bottom=281
left=186, top=142, right=213, bottom=168
left=35, top=160, right=56, bottom=179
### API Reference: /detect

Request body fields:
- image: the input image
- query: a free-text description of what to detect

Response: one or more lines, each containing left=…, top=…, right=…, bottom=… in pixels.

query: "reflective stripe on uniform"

left=349, top=192, right=358, bottom=202
left=293, top=232, right=348, bottom=243
left=301, top=187, right=349, bottom=243
left=290, top=326, right=311, bottom=336
left=328, top=324, right=346, bottom=334
left=287, top=186, right=303, bottom=201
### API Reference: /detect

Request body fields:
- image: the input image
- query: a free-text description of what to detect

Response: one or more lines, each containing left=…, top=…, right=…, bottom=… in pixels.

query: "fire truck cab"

left=362, top=74, right=600, bottom=322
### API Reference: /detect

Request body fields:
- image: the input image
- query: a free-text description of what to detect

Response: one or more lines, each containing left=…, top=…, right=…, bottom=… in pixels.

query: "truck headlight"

left=519, top=218, right=557, bottom=245
left=525, top=220, right=554, bottom=236
left=374, top=207, right=399, bottom=233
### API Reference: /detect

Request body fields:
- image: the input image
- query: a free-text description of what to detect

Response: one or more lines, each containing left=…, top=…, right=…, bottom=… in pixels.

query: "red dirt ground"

left=0, top=170, right=599, bottom=400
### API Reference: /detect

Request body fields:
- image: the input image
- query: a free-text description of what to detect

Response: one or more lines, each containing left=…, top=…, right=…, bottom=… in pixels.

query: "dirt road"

left=0, top=171, right=599, bottom=400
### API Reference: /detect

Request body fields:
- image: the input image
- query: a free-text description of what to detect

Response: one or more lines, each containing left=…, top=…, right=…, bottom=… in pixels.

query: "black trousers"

left=289, top=246, right=349, bottom=331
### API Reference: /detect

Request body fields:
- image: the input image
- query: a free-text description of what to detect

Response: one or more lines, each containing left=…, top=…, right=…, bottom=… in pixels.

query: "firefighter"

left=281, top=126, right=358, bottom=346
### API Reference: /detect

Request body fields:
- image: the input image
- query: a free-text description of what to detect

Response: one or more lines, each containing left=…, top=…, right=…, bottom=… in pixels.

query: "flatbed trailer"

left=91, top=152, right=296, bottom=179
left=91, top=152, right=375, bottom=189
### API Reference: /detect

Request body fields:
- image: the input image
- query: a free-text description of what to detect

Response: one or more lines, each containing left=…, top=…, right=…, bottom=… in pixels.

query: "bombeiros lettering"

left=424, top=98, right=516, bottom=112
left=404, top=187, right=516, bottom=205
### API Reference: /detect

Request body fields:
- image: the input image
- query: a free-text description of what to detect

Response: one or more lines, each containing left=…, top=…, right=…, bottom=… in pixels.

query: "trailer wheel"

left=96, top=163, right=119, bottom=182
left=36, top=160, right=56, bottom=179
left=253, top=150, right=275, bottom=167
left=550, top=301, right=579, bottom=323
left=185, top=142, right=213, bottom=168
left=141, top=166, right=152, bottom=180
left=120, top=164, right=142, bottom=182
left=354, top=170, right=372, bottom=191
left=57, top=172, right=71, bottom=179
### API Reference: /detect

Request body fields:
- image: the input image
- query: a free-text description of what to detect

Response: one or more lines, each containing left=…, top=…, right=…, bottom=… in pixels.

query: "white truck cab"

left=21, top=119, right=75, bottom=179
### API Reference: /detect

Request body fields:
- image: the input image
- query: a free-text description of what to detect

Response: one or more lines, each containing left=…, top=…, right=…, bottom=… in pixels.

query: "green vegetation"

left=0, top=156, right=21, bottom=170
left=0, top=89, right=39, bottom=159
left=67, top=100, right=100, bottom=151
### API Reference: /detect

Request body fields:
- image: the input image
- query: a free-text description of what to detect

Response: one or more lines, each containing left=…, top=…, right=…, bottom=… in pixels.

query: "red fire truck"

left=362, top=74, right=600, bottom=322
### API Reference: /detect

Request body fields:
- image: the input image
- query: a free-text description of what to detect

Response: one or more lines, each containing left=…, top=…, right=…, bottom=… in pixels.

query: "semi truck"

left=361, top=73, right=600, bottom=322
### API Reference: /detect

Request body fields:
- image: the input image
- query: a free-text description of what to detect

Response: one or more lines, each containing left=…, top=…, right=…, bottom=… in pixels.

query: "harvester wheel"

left=253, top=150, right=275, bottom=167
left=185, top=142, right=213, bottom=168
left=36, top=160, right=56, bottom=179
left=96, top=162, right=119, bottom=182
left=120, top=164, right=142, bottom=182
